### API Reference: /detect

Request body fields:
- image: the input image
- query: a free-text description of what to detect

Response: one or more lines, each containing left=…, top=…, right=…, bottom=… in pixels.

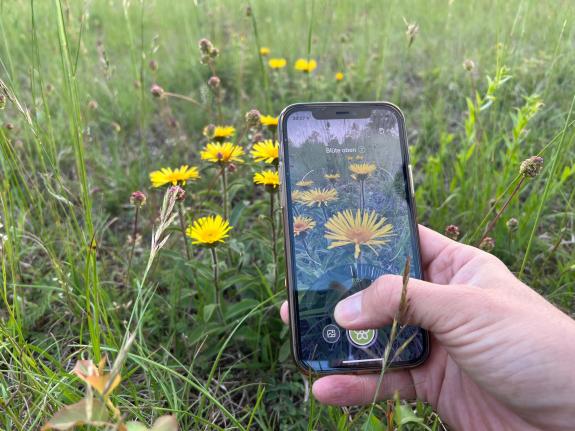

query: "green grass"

left=0, top=0, right=574, bottom=429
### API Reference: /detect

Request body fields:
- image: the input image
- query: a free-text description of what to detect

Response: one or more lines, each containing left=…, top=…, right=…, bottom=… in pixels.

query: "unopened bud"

left=203, top=124, right=216, bottom=139
left=149, top=60, right=158, bottom=71
left=445, top=224, right=460, bottom=241
left=150, top=84, right=165, bottom=98
left=170, top=186, right=186, bottom=202
left=479, top=237, right=495, bottom=252
left=198, top=38, right=213, bottom=55
left=208, top=76, right=221, bottom=89
left=88, top=100, right=98, bottom=110
left=130, top=191, right=147, bottom=207
left=111, top=122, right=121, bottom=133
left=210, top=47, right=219, bottom=58
left=245, top=109, right=261, bottom=127
left=463, top=59, right=475, bottom=72
left=506, top=218, right=519, bottom=232
left=5, top=123, right=14, bottom=131
left=520, top=156, right=544, bottom=178
left=228, top=163, right=237, bottom=173
left=252, top=132, right=264, bottom=144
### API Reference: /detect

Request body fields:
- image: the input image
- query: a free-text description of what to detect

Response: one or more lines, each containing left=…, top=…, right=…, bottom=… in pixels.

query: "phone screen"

left=282, top=105, right=427, bottom=372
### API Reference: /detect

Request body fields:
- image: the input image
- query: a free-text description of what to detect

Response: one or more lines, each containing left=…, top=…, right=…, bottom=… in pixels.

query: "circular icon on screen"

left=322, top=324, right=341, bottom=344
left=347, top=329, right=377, bottom=348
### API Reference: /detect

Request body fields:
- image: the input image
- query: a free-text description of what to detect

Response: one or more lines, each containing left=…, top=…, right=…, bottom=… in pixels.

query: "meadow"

left=0, top=0, right=574, bottom=429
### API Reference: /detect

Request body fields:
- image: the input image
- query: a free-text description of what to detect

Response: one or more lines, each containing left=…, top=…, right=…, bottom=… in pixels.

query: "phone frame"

left=278, top=101, right=429, bottom=375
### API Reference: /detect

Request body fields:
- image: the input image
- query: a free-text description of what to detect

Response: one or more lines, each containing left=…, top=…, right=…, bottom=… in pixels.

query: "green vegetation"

left=0, top=0, right=574, bottom=429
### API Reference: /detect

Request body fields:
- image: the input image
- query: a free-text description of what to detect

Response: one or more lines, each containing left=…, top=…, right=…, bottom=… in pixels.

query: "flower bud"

left=520, top=156, right=544, bottom=178
left=170, top=186, right=186, bottom=202
left=245, top=109, right=261, bottom=127
left=88, top=100, right=98, bottom=110
left=130, top=191, right=147, bottom=207
left=506, top=218, right=519, bottom=232
left=463, top=59, right=475, bottom=72
left=203, top=124, right=215, bottom=139
left=208, top=75, right=221, bottom=89
left=150, top=84, right=165, bottom=98
left=5, top=122, right=14, bottom=131
left=228, top=163, right=237, bottom=173
left=252, top=132, right=264, bottom=144
left=209, top=47, right=219, bottom=58
left=479, top=237, right=495, bottom=252
left=111, top=122, right=121, bottom=133
left=445, top=224, right=460, bottom=241
left=149, top=60, right=158, bottom=71
left=198, top=38, right=213, bottom=55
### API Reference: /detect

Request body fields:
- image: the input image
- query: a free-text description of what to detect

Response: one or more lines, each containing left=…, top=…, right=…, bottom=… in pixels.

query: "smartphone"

left=277, top=102, right=429, bottom=374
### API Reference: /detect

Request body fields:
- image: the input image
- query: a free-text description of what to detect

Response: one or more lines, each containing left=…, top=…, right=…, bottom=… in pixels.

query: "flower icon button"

left=347, top=329, right=377, bottom=348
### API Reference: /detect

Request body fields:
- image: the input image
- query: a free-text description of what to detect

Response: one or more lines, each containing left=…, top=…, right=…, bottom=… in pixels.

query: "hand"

left=280, top=225, right=575, bottom=430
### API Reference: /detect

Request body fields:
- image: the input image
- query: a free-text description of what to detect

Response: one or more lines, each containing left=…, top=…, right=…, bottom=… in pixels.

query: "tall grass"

left=0, top=0, right=574, bottom=429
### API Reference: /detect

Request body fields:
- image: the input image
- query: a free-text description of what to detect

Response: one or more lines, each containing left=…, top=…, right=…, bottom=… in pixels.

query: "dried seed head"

left=130, top=191, right=147, bottom=207
left=404, top=19, right=419, bottom=47
left=506, top=217, right=519, bottom=232
left=209, top=47, right=219, bottom=59
left=149, top=60, right=158, bottom=71
left=88, top=100, right=98, bottom=110
left=208, top=75, right=221, bottom=89
left=245, top=109, right=261, bottom=127
left=170, top=186, right=186, bottom=202
left=150, top=84, right=165, bottom=98
left=228, top=163, right=237, bottom=173
left=463, top=59, right=475, bottom=72
left=520, top=156, right=544, bottom=178
left=479, top=236, right=495, bottom=252
left=445, top=224, right=460, bottom=241
left=199, top=38, right=214, bottom=55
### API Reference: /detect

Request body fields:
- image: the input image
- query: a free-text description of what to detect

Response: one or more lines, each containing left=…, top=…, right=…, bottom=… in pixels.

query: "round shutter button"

left=347, top=329, right=377, bottom=348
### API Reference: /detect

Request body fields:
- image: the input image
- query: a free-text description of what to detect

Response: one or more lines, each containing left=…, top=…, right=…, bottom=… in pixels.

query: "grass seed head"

left=520, top=156, right=544, bottom=177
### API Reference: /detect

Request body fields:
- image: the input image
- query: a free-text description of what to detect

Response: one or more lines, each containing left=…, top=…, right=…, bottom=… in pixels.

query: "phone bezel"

left=278, top=101, right=430, bottom=375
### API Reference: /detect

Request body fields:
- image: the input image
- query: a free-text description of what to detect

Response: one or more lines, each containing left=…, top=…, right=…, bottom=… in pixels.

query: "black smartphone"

left=278, top=102, right=429, bottom=374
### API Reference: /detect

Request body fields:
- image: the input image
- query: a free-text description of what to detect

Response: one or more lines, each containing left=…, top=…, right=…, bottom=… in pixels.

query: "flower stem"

left=211, top=247, right=224, bottom=321
left=221, top=165, right=229, bottom=220
left=321, top=205, right=329, bottom=223
left=360, top=179, right=365, bottom=212
left=270, top=192, right=278, bottom=290
left=478, top=176, right=525, bottom=246
left=125, top=205, right=140, bottom=285
left=164, top=91, right=201, bottom=106
left=177, top=202, right=191, bottom=260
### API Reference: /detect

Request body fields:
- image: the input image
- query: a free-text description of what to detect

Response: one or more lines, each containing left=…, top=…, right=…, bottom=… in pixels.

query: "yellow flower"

left=294, top=58, right=317, bottom=73
left=186, top=215, right=232, bottom=246
left=293, top=216, right=316, bottom=236
left=251, top=140, right=279, bottom=164
left=296, top=179, right=314, bottom=188
left=204, top=125, right=236, bottom=141
left=253, top=170, right=280, bottom=189
left=301, top=187, right=338, bottom=207
left=349, top=163, right=377, bottom=180
left=201, top=142, right=245, bottom=164
left=355, top=155, right=364, bottom=160
left=291, top=189, right=306, bottom=203
left=260, top=47, right=271, bottom=56
left=335, top=72, right=344, bottom=81
left=324, top=209, right=394, bottom=259
left=324, top=173, right=340, bottom=182
left=149, top=165, right=200, bottom=188
left=260, top=115, right=279, bottom=127
left=268, top=58, right=287, bottom=69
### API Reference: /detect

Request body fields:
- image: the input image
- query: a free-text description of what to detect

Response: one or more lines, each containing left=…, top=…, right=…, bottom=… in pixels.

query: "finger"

left=334, top=274, right=481, bottom=334
left=312, top=371, right=416, bottom=406
left=280, top=301, right=289, bottom=325
left=417, top=224, right=457, bottom=268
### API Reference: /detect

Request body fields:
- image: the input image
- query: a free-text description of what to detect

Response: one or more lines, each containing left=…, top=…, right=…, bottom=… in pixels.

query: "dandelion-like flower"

left=296, top=179, right=314, bottom=188
left=324, top=209, right=394, bottom=259
left=268, top=58, right=287, bottom=69
left=251, top=140, right=279, bottom=164
left=291, top=189, right=306, bottom=203
left=301, top=188, right=338, bottom=207
left=260, top=115, right=279, bottom=128
left=260, top=47, right=270, bottom=56
left=349, top=163, right=377, bottom=180
left=324, top=173, right=340, bottom=184
left=203, top=125, right=236, bottom=141
left=253, top=170, right=280, bottom=190
left=186, top=215, right=232, bottom=246
left=201, top=142, right=245, bottom=164
left=335, top=72, right=344, bottom=81
left=294, top=58, right=317, bottom=73
left=293, top=216, right=316, bottom=236
left=149, top=165, right=200, bottom=188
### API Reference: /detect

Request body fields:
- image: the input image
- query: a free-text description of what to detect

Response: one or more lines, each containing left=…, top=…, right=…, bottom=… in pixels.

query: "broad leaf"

left=41, top=398, right=108, bottom=430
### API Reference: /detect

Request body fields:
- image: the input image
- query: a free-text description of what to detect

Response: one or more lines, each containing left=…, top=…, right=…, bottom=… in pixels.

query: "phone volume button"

left=408, top=164, right=415, bottom=196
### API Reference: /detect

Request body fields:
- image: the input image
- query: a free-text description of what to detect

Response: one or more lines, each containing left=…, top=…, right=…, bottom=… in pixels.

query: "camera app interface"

left=285, top=108, right=425, bottom=371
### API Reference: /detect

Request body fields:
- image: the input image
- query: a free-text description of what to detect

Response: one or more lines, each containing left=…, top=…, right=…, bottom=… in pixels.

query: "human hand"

left=280, top=225, right=575, bottom=430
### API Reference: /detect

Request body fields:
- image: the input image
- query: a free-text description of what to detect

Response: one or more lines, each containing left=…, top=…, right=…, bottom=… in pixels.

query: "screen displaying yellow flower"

left=149, top=165, right=200, bottom=188
left=253, top=170, right=280, bottom=188
left=301, top=187, right=338, bottom=207
left=251, top=140, right=279, bottom=164
left=201, top=142, right=245, bottom=164
left=324, top=209, right=393, bottom=258
left=293, top=216, right=316, bottom=236
left=324, top=173, right=340, bottom=182
left=260, top=115, right=279, bottom=127
left=186, top=215, right=232, bottom=246
left=349, top=163, right=376, bottom=180
left=295, top=179, right=314, bottom=188
left=294, top=58, right=317, bottom=73
left=291, top=190, right=306, bottom=203
left=268, top=58, right=287, bottom=69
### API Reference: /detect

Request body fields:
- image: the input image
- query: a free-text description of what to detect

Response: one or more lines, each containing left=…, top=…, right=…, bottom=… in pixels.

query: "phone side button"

left=408, top=164, right=415, bottom=196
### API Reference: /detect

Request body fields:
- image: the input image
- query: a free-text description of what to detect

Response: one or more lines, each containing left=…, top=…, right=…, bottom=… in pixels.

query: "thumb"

left=334, top=274, right=482, bottom=335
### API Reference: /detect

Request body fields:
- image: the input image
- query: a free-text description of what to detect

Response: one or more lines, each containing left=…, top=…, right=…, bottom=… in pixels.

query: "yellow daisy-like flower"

left=324, top=173, right=340, bottom=183
left=260, top=47, right=271, bottom=56
left=294, top=58, right=317, bottom=73
left=253, top=170, right=280, bottom=189
left=349, top=163, right=377, bottom=180
left=149, top=165, right=200, bottom=188
left=293, top=216, right=316, bottom=236
left=201, top=142, right=245, bottom=164
left=186, top=215, right=232, bottom=246
left=335, top=72, right=344, bottom=81
left=260, top=115, right=279, bottom=127
left=324, top=209, right=394, bottom=259
left=268, top=58, right=287, bottom=69
left=291, top=189, right=306, bottom=203
left=296, top=179, right=314, bottom=188
left=251, top=140, right=279, bottom=164
left=204, top=125, right=236, bottom=141
left=301, top=187, right=338, bottom=207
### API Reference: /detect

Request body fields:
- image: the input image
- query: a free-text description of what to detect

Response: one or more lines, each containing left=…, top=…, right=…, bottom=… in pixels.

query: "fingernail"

left=334, top=291, right=363, bottom=323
